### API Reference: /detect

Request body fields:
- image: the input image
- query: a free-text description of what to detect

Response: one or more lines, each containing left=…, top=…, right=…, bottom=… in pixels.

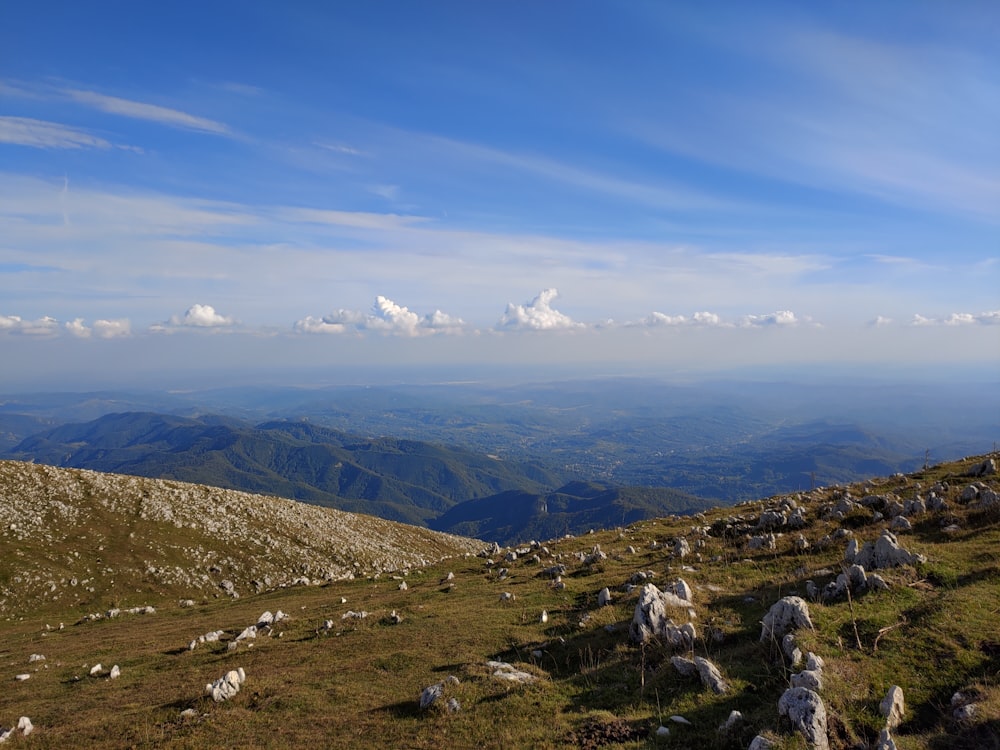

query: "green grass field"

left=1, top=455, right=998, bottom=748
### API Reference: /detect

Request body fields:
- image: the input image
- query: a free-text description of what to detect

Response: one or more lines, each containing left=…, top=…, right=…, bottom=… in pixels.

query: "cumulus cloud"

left=739, top=310, right=799, bottom=327
left=65, top=318, right=132, bottom=339
left=295, top=296, right=466, bottom=337
left=636, top=310, right=724, bottom=327
left=913, top=310, right=1000, bottom=326
left=0, top=315, right=60, bottom=336
left=870, top=315, right=894, bottom=327
left=497, top=289, right=583, bottom=331
left=293, top=316, right=349, bottom=335
left=945, top=311, right=1000, bottom=325
left=167, top=304, right=237, bottom=328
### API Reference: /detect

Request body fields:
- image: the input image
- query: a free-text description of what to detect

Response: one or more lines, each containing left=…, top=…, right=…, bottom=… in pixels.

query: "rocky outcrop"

left=205, top=668, right=246, bottom=702
left=778, top=686, right=829, bottom=750
left=881, top=685, right=905, bottom=729
left=629, top=584, right=695, bottom=647
left=846, top=530, right=926, bottom=570
left=760, top=597, right=813, bottom=643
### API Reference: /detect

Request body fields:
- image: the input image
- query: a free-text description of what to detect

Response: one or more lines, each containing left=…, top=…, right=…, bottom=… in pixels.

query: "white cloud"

left=65, top=90, right=231, bottom=135
left=943, top=311, right=1000, bottom=326
left=0, top=314, right=60, bottom=336
left=277, top=207, right=428, bottom=230
left=65, top=317, right=132, bottom=338
left=93, top=318, right=132, bottom=338
left=0, top=116, right=111, bottom=150
left=643, top=312, right=688, bottom=326
left=739, top=310, right=798, bottom=327
left=870, top=315, right=893, bottom=327
left=167, top=304, right=237, bottom=328
left=295, top=296, right=467, bottom=337
left=65, top=318, right=90, bottom=338
left=293, top=316, right=348, bottom=335
left=910, top=314, right=935, bottom=326
left=498, top=289, right=583, bottom=331
left=635, top=310, right=724, bottom=327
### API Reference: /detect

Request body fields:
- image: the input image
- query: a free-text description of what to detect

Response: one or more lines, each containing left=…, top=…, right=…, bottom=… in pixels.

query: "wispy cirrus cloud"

left=64, top=89, right=231, bottom=135
left=0, top=116, right=111, bottom=150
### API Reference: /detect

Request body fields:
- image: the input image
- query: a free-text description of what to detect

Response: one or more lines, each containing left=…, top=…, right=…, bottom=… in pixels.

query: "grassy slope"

left=0, top=455, right=998, bottom=748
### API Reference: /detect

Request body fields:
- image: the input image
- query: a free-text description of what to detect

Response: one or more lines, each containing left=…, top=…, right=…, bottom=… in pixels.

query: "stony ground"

left=0, top=460, right=482, bottom=615
left=0, top=454, right=997, bottom=748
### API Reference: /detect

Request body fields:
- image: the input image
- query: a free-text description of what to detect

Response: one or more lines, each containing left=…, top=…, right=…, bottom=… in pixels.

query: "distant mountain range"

left=4, top=411, right=714, bottom=543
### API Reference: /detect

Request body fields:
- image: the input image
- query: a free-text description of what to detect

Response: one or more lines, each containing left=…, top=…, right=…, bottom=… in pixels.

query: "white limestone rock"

left=778, top=687, right=829, bottom=750
left=875, top=727, right=898, bottom=750
left=760, top=596, right=813, bottom=643
left=719, top=710, right=743, bottom=733
left=487, top=660, right=536, bottom=684
left=791, top=669, right=823, bottom=692
left=881, top=685, right=905, bottom=729
left=419, top=682, right=443, bottom=709
left=748, top=735, right=774, bottom=750
left=629, top=584, right=696, bottom=647
left=851, top=530, right=926, bottom=570
left=695, top=656, right=728, bottom=694
left=597, top=587, right=612, bottom=607
left=670, top=656, right=697, bottom=677
left=207, top=668, right=246, bottom=702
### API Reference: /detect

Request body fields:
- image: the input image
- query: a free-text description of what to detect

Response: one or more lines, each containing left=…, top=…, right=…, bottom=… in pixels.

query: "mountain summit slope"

left=0, top=454, right=997, bottom=748
left=0, top=460, right=481, bottom=616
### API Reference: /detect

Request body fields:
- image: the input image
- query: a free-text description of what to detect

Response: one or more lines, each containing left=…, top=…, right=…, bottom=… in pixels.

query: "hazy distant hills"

left=6, top=412, right=569, bottom=528
left=430, top=481, right=711, bottom=545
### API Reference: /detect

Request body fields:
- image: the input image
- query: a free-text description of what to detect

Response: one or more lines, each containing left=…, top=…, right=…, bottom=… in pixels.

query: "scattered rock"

left=748, top=735, right=774, bottom=750
left=597, top=587, right=612, bottom=607
left=0, top=717, right=33, bottom=742
left=419, top=682, right=443, bottom=709
left=487, top=660, right=536, bottom=684
left=719, top=710, right=743, bottom=732
left=205, top=668, right=245, bottom=702
left=880, top=685, right=905, bottom=729
left=629, top=584, right=695, bottom=647
left=109, top=664, right=121, bottom=680
left=778, top=686, right=829, bottom=750
left=671, top=656, right=697, bottom=676
left=875, top=727, right=898, bottom=750
left=847, top=530, right=925, bottom=570
left=965, top=458, right=996, bottom=477
left=695, top=656, right=728, bottom=694
left=189, top=630, right=225, bottom=650
left=760, top=596, right=813, bottom=643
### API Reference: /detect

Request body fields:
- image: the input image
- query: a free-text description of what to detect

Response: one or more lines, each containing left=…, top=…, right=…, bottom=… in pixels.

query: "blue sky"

left=1, top=1, right=998, bottom=387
